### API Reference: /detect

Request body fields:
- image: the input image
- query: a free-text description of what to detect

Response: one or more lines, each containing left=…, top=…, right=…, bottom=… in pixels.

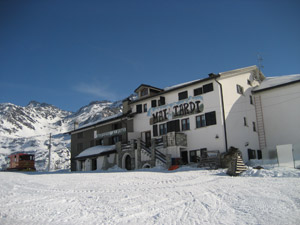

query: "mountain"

left=0, top=100, right=123, bottom=171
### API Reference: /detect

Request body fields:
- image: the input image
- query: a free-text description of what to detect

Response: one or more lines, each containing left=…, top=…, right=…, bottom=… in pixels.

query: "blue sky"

left=0, top=0, right=299, bottom=112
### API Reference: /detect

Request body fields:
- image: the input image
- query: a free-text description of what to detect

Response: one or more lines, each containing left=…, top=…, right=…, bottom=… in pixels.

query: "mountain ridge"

left=0, top=100, right=123, bottom=170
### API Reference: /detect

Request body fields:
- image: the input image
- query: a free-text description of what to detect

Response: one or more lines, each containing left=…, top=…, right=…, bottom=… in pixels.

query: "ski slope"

left=0, top=166, right=300, bottom=225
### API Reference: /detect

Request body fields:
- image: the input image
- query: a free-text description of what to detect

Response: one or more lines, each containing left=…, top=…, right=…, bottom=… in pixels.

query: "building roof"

left=253, top=74, right=300, bottom=93
left=129, top=75, right=218, bottom=104
left=129, top=65, right=264, bottom=105
left=69, top=112, right=125, bottom=134
left=75, top=145, right=116, bottom=159
left=134, top=84, right=163, bottom=93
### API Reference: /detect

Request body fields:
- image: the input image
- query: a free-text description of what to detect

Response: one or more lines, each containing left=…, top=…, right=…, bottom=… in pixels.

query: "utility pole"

left=48, top=133, right=52, bottom=172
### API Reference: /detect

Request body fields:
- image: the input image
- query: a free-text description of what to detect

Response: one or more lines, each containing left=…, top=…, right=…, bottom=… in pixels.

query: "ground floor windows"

left=196, top=111, right=216, bottom=128
left=190, top=150, right=201, bottom=163
left=248, top=149, right=256, bottom=160
left=181, top=118, right=190, bottom=131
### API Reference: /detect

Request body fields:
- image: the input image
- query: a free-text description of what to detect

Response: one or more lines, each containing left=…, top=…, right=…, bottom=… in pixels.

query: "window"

left=257, top=150, right=262, bottom=159
left=205, top=111, right=216, bottom=126
left=203, top=83, right=213, bottom=93
left=248, top=149, right=256, bottom=160
left=244, top=117, right=248, bottom=126
left=159, top=123, right=167, bottom=135
left=143, top=104, right=147, bottom=112
left=237, top=84, right=244, bottom=95
left=167, top=120, right=180, bottom=133
left=136, top=104, right=142, bottom=113
left=190, top=150, right=201, bottom=163
left=159, top=96, right=165, bottom=106
left=95, top=139, right=103, bottom=145
left=253, top=122, right=256, bottom=132
left=153, top=125, right=158, bottom=137
left=141, top=88, right=148, bottom=97
left=113, top=122, right=122, bottom=130
left=181, top=118, right=190, bottom=131
left=178, top=91, right=188, bottom=100
left=194, top=87, right=203, bottom=96
left=112, top=135, right=122, bottom=144
left=196, top=115, right=206, bottom=128
left=77, top=132, right=83, bottom=139
left=201, top=148, right=208, bottom=158
left=151, top=100, right=157, bottom=108
left=247, top=79, right=252, bottom=86
left=196, top=111, right=216, bottom=128
left=250, top=95, right=253, bottom=105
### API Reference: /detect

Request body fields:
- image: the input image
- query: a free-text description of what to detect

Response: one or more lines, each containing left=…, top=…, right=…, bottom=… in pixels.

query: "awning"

left=75, top=145, right=116, bottom=159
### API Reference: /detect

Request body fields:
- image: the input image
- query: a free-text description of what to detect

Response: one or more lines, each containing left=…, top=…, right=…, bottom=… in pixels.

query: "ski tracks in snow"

left=0, top=170, right=300, bottom=225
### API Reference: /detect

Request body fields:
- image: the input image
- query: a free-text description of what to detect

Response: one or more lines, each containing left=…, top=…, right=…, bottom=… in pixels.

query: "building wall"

left=70, top=118, right=131, bottom=171
left=130, top=68, right=263, bottom=163
left=219, top=71, right=261, bottom=160
left=256, top=83, right=300, bottom=149
left=130, top=80, right=226, bottom=162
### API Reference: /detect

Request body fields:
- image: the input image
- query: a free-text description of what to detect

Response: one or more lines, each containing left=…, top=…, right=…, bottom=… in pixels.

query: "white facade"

left=128, top=66, right=264, bottom=162
left=253, top=76, right=300, bottom=149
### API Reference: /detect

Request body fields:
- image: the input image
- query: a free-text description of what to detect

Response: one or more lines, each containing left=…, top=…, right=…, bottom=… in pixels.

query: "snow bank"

left=1, top=167, right=299, bottom=225
left=241, top=166, right=300, bottom=178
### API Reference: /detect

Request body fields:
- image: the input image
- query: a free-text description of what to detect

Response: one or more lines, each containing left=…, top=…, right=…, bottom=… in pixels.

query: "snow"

left=254, top=74, right=300, bottom=92
left=75, top=145, right=116, bottom=158
left=164, top=79, right=200, bottom=91
left=1, top=166, right=300, bottom=225
left=76, top=112, right=123, bottom=130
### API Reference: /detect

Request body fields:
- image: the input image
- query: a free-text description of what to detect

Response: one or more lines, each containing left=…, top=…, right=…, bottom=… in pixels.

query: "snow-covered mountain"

left=0, top=100, right=123, bottom=171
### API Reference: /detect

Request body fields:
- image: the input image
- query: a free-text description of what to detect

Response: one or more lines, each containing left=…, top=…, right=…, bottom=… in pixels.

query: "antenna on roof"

left=257, top=53, right=264, bottom=71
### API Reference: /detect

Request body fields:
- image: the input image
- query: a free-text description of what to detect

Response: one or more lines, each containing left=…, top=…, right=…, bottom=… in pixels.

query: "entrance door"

left=145, top=131, right=151, bottom=148
left=125, top=155, right=132, bottom=170
left=181, top=151, right=188, bottom=164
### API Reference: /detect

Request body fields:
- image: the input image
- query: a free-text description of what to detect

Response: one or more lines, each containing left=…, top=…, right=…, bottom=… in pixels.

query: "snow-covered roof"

left=71, top=112, right=124, bottom=133
left=164, top=79, right=200, bottom=91
left=75, top=145, right=116, bottom=159
left=253, top=74, right=300, bottom=92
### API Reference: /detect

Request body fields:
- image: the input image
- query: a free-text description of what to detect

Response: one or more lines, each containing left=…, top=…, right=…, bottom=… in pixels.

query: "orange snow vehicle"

left=7, top=153, right=36, bottom=171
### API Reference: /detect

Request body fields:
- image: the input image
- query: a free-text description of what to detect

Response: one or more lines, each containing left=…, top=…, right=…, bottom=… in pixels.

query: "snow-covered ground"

left=1, top=166, right=300, bottom=225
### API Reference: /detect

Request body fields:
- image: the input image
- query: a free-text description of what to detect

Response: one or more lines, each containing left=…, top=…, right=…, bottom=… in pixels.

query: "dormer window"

left=134, top=84, right=163, bottom=99
left=141, top=88, right=148, bottom=97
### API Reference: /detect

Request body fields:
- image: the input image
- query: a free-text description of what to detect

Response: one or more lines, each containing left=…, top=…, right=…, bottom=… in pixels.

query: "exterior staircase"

left=140, top=140, right=167, bottom=165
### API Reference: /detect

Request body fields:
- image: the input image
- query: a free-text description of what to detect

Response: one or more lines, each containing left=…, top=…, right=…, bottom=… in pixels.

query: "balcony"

left=160, top=132, right=187, bottom=147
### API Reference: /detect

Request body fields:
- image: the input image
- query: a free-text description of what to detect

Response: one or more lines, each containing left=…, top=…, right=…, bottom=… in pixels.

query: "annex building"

left=69, top=65, right=300, bottom=171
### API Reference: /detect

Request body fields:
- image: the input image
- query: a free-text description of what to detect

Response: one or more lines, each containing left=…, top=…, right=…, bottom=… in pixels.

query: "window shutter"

left=151, top=100, right=157, bottom=108
left=160, top=96, right=165, bottom=105
left=194, top=87, right=203, bottom=96
left=136, top=104, right=142, bottom=113
left=203, top=83, right=213, bottom=93
left=205, top=111, right=216, bottom=126
left=178, top=91, right=188, bottom=100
